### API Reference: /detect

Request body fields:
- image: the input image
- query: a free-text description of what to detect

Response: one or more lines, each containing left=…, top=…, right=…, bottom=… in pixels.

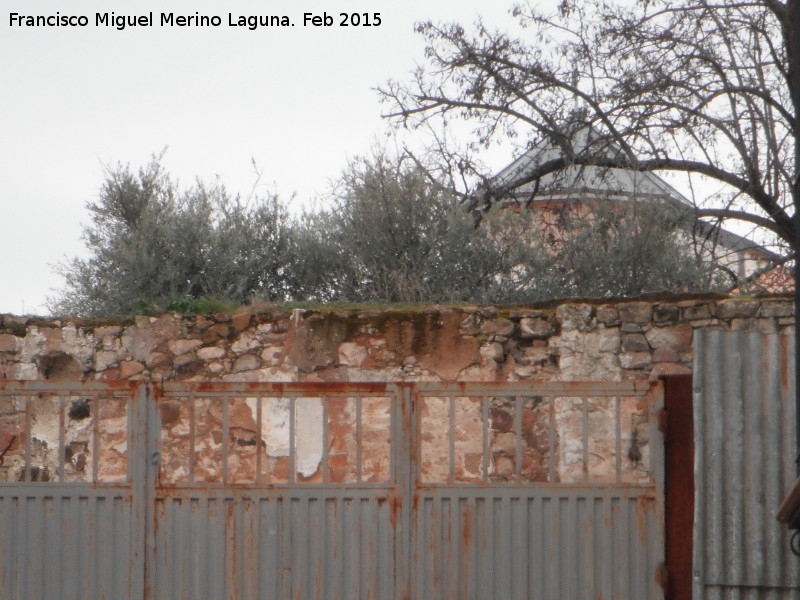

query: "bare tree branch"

left=380, top=0, right=795, bottom=256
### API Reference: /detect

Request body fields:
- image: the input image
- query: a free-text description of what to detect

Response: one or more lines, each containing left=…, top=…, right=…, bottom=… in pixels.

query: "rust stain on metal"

left=387, top=492, right=400, bottom=530
left=226, top=500, right=239, bottom=600
left=153, top=498, right=174, bottom=536
left=656, top=562, right=669, bottom=592
left=155, top=485, right=326, bottom=499
left=780, top=334, right=791, bottom=391
left=461, top=503, right=473, bottom=549
left=164, top=380, right=391, bottom=396
left=635, top=495, right=651, bottom=543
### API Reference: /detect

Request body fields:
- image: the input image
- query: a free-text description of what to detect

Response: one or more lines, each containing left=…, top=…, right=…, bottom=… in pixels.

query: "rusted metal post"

left=130, top=382, right=150, bottom=600
left=789, top=0, right=800, bottom=476
left=391, top=383, right=415, bottom=600
left=143, top=383, right=160, bottom=600
left=661, top=375, right=694, bottom=600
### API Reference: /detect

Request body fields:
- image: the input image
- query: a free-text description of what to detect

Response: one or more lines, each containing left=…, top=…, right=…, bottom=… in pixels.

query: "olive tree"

left=49, top=157, right=294, bottom=316
left=292, top=148, right=540, bottom=304
left=51, top=150, right=719, bottom=316
left=292, top=148, right=716, bottom=303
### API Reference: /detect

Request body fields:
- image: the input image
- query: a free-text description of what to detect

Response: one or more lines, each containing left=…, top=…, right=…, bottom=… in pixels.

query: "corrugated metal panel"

left=0, top=381, right=142, bottom=600
left=694, top=330, right=800, bottom=599
left=149, top=491, right=396, bottom=600
left=150, top=381, right=664, bottom=599
left=0, top=491, right=136, bottom=600
left=1, top=379, right=665, bottom=600
left=413, top=489, right=661, bottom=600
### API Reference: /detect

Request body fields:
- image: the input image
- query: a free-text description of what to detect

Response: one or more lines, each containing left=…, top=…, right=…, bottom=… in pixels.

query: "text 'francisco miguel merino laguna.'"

left=9, top=12, right=383, bottom=30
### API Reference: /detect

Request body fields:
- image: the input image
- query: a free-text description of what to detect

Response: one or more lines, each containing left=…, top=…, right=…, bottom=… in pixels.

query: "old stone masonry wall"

left=0, top=296, right=793, bottom=486
left=0, top=296, right=794, bottom=383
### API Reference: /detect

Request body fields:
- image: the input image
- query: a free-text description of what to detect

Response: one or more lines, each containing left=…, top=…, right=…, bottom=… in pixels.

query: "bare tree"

left=381, top=0, right=800, bottom=467
left=381, top=0, right=796, bottom=262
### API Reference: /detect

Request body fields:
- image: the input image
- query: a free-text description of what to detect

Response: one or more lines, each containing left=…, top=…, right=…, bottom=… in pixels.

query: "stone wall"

left=0, top=296, right=792, bottom=485
left=0, top=296, right=793, bottom=384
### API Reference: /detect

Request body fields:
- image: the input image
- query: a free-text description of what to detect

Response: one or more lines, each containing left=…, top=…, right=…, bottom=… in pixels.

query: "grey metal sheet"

left=694, top=330, right=800, bottom=599
left=149, top=491, right=396, bottom=600
left=0, top=490, right=135, bottom=600
left=412, top=488, right=661, bottom=600
left=1, top=379, right=665, bottom=600
left=0, top=383, right=140, bottom=600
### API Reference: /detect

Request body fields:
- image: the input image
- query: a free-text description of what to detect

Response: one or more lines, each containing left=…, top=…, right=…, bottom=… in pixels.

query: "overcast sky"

left=0, top=0, right=533, bottom=316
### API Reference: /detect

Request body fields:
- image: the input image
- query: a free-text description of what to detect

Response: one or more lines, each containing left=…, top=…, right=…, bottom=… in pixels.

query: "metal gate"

left=0, top=380, right=664, bottom=599
left=0, top=381, right=147, bottom=599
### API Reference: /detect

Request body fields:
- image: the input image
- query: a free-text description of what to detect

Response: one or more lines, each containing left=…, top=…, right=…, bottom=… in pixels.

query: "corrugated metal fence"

left=694, top=330, right=800, bottom=599
left=0, top=380, right=664, bottom=599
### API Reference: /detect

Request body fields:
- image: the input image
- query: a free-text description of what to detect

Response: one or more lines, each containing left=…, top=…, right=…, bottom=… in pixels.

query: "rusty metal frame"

left=413, top=380, right=662, bottom=489
left=0, top=380, right=138, bottom=487
left=156, top=381, right=404, bottom=490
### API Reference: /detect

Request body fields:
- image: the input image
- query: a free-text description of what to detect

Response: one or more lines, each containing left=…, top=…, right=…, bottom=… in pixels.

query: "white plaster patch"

left=295, top=397, right=324, bottom=478
left=256, top=396, right=325, bottom=477
left=262, top=398, right=290, bottom=457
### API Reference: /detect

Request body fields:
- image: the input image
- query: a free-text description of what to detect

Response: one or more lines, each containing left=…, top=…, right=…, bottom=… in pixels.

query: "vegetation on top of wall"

left=136, top=296, right=242, bottom=316
left=50, top=150, right=724, bottom=318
